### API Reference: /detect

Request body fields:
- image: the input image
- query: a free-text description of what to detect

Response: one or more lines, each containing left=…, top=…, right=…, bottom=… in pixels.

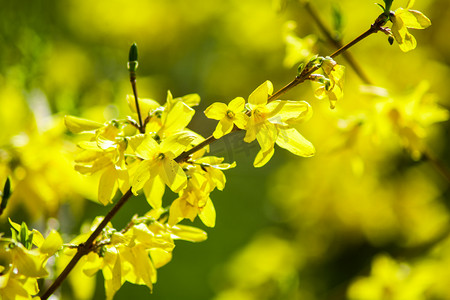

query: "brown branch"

left=40, top=189, right=134, bottom=300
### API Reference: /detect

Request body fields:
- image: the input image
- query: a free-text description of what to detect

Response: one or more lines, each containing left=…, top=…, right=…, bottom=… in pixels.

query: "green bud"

left=128, top=43, right=139, bottom=72
left=388, top=36, right=394, bottom=45
left=128, top=43, right=138, bottom=62
left=383, top=0, right=393, bottom=12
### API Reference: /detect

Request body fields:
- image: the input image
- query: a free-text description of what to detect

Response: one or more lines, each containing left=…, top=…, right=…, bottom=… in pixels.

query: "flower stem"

left=40, top=189, right=134, bottom=300
left=130, top=76, right=145, bottom=133
left=423, top=149, right=450, bottom=184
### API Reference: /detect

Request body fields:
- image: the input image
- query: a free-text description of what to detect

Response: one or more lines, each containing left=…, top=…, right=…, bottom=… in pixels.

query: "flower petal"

left=131, top=161, right=152, bottom=195
left=198, top=198, right=216, bottom=227
left=135, top=135, right=159, bottom=160
left=160, top=130, right=197, bottom=157
left=213, top=118, right=234, bottom=139
left=169, top=224, right=207, bottom=242
left=39, top=230, right=63, bottom=256
left=159, top=159, right=187, bottom=193
left=248, top=81, right=273, bottom=106
left=228, top=97, right=246, bottom=112
left=399, top=30, right=417, bottom=52
left=98, top=166, right=118, bottom=205
left=276, top=128, right=315, bottom=157
left=64, top=115, right=103, bottom=133
left=401, top=9, right=431, bottom=29
left=204, top=102, right=228, bottom=120
left=143, top=176, right=165, bottom=209
left=162, top=101, right=195, bottom=133
left=253, top=146, right=275, bottom=168
left=256, top=122, right=277, bottom=152
left=233, top=113, right=249, bottom=129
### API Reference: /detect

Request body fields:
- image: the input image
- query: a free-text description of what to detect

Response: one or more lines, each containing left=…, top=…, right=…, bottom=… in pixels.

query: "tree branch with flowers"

left=1, top=1, right=447, bottom=299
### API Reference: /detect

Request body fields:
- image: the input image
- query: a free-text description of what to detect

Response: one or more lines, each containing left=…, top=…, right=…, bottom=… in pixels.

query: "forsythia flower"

left=390, top=0, right=431, bottom=52
left=348, top=255, right=418, bottom=300
left=204, top=97, right=248, bottom=139
left=139, top=91, right=200, bottom=139
left=62, top=214, right=206, bottom=300
left=314, top=57, right=345, bottom=109
left=65, top=117, right=129, bottom=205
left=168, top=156, right=235, bottom=227
left=244, top=81, right=315, bottom=167
left=131, top=131, right=196, bottom=208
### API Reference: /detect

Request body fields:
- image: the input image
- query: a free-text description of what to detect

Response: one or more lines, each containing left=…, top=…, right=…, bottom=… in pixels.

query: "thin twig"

left=423, top=149, right=450, bottom=184
left=130, top=77, right=145, bottom=133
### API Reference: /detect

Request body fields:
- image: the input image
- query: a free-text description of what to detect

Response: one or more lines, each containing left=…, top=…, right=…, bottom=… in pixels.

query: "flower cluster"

left=389, top=0, right=431, bottom=52
left=62, top=211, right=207, bottom=300
left=206, top=80, right=315, bottom=167
left=0, top=220, right=62, bottom=299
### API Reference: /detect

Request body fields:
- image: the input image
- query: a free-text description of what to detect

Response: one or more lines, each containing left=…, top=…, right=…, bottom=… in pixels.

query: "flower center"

left=226, top=110, right=235, bottom=119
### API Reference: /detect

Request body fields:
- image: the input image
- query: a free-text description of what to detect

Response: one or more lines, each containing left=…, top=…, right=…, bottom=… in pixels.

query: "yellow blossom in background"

left=390, top=0, right=431, bottom=52
left=314, top=57, right=345, bottom=109
left=347, top=255, right=429, bottom=300
left=204, top=97, right=248, bottom=139
left=283, top=20, right=317, bottom=68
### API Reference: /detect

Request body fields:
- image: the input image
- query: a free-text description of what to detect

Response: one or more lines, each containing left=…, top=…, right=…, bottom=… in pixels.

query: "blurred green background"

left=1, top=0, right=449, bottom=299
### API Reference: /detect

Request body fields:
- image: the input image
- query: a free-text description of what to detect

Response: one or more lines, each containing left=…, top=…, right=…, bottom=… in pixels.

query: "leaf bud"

left=127, top=43, right=139, bottom=72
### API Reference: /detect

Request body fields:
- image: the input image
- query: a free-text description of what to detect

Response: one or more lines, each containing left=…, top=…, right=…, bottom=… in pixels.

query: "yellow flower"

left=244, top=81, right=315, bottom=167
left=70, top=121, right=128, bottom=205
left=144, top=91, right=200, bottom=139
left=204, top=97, right=248, bottom=139
left=314, top=58, right=345, bottom=109
left=169, top=185, right=216, bottom=228
left=131, top=131, right=196, bottom=208
left=283, top=21, right=317, bottom=68
left=390, top=0, right=431, bottom=52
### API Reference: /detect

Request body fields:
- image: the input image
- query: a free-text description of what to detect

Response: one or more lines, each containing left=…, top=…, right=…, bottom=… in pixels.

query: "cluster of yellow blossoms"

left=0, top=1, right=435, bottom=299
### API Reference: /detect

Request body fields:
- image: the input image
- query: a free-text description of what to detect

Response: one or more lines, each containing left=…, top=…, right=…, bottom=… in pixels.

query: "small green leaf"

left=382, top=0, right=393, bottom=13
left=26, top=232, right=34, bottom=250
left=376, top=3, right=385, bottom=12
left=297, top=63, right=305, bottom=76
left=0, top=177, right=11, bottom=215
left=19, top=222, right=29, bottom=248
